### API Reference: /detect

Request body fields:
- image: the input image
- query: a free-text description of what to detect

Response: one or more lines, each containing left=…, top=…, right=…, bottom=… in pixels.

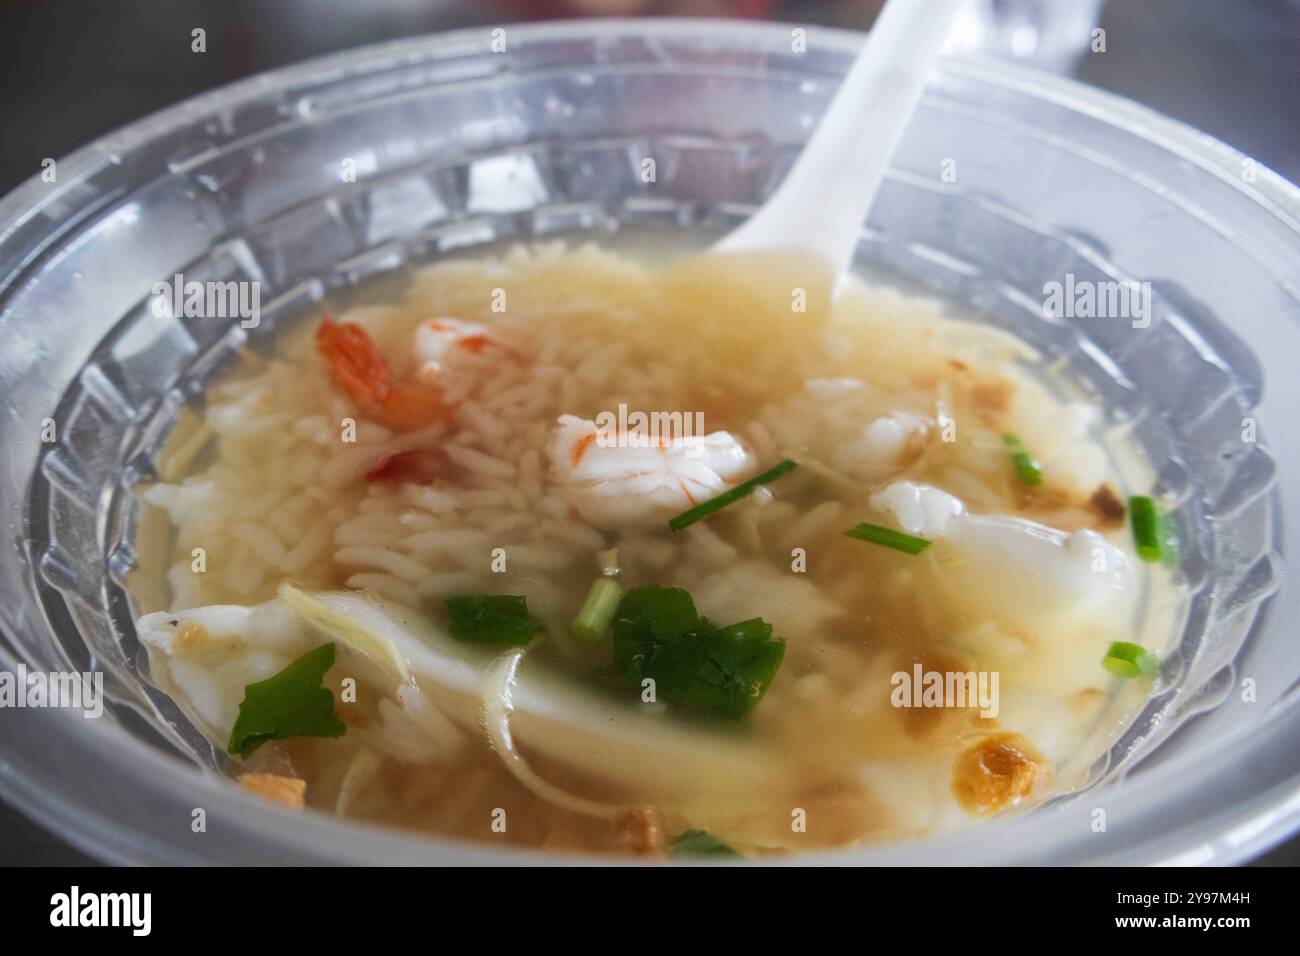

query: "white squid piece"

left=834, top=410, right=932, bottom=480
left=135, top=588, right=778, bottom=798
left=547, top=414, right=756, bottom=528
left=413, top=317, right=500, bottom=382
left=869, top=481, right=1131, bottom=624
left=135, top=601, right=312, bottom=735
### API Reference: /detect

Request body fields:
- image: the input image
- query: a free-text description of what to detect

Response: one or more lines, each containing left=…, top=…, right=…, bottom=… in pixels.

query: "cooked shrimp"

left=316, top=317, right=453, bottom=432
left=547, top=415, right=756, bottom=528
left=869, top=480, right=1131, bottom=623
left=365, top=449, right=455, bottom=485
left=414, top=317, right=506, bottom=382
left=372, top=383, right=454, bottom=432
left=316, top=317, right=389, bottom=410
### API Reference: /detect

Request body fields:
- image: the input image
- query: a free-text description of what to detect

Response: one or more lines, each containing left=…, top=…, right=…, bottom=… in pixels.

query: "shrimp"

left=315, top=318, right=389, bottom=410
left=316, top=317, right=453, bottom=432
left=547, top=415, right=756, bottom=528
left=869, top=480, right=1131, bottom=625
left=413, top=317, right=507, bottom=382
left=364, top=449, right=455, bottom=485
left=372, top=383, right=454, bottom=432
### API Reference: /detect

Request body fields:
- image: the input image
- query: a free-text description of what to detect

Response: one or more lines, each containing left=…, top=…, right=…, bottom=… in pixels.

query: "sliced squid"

left=546, top=414, right=756, bottom=528
left=869, top=481, right=1131, bottom=624
left=135, top=600, right=311, bottom=735
left=833, top=410, right=932, bottom=480
left=135, top=588, right=779, bottom=801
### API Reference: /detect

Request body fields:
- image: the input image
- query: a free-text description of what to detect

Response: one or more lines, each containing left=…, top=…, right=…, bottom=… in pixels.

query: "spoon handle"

left=715, top=0, right=963, bottom=282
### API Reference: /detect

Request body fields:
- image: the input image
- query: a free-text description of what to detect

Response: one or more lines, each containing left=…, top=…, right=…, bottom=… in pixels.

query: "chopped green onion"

left=669, top=829, right=742, bottom=859
left=612, top=586, right=786, bottom=721
left=1129, top=495, right=1162, bottom=562
left=1001, top=432, right=1043, bottom=486
left=1102, top=641, right=1158, bottom=678
left=228, top=643, right=347, bottom=758
left=843, top=522, right=932, bottom=555
left=668, top=459, right=798, bottom=532
left=571, top=576, right=624, bottom=642
left=445, top=595, right=544, bottom=645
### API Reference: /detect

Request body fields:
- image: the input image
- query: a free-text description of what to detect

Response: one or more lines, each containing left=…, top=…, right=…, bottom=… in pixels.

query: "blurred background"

left=2, top=0, right=1298, bottom=195
left=0, top=0, right=1297, bottom=864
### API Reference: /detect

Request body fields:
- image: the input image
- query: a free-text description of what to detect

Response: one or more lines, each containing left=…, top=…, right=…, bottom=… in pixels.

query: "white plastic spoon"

left=714, top=0, right=964, bottom=286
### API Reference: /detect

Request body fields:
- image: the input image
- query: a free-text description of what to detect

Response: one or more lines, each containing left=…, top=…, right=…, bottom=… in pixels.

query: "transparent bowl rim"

left=1, top=17, right=1297, bottom=866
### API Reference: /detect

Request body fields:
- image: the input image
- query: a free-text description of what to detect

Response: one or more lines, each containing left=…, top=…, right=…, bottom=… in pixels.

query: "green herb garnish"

left=445, top=595, right=544, bottom=645
left=1129, top=495, right=1161, bottom=563
left=1102, top=641, right=1158, bottom=678
left=669, top=829, right=742, bottom=858
left=1001, top=432, right=1044, bottom=486
left=571, top=576, right=624, bottom=642
left=668, top=459, right=798, bottom=532
left=613, top=586, right=785, bottom=721
left=843, top=522, right=932, bottom=555
left=228, top=643, right=347, bottom=758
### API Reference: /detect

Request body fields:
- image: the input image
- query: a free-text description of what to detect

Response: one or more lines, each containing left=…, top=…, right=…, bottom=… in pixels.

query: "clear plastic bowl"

left=1, top=19, right=1297, bottom=865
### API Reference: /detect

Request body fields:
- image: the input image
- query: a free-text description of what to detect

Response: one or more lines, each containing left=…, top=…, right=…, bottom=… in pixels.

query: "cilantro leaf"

left=669, top=829, right=742, bottom=858
left=614, top=586, right=699, bottom=644
left=613, top=586, right=786, bottom=721
left=228, top=643, right=347, bottom=758
left=445, top=595, right=545, bottom=645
